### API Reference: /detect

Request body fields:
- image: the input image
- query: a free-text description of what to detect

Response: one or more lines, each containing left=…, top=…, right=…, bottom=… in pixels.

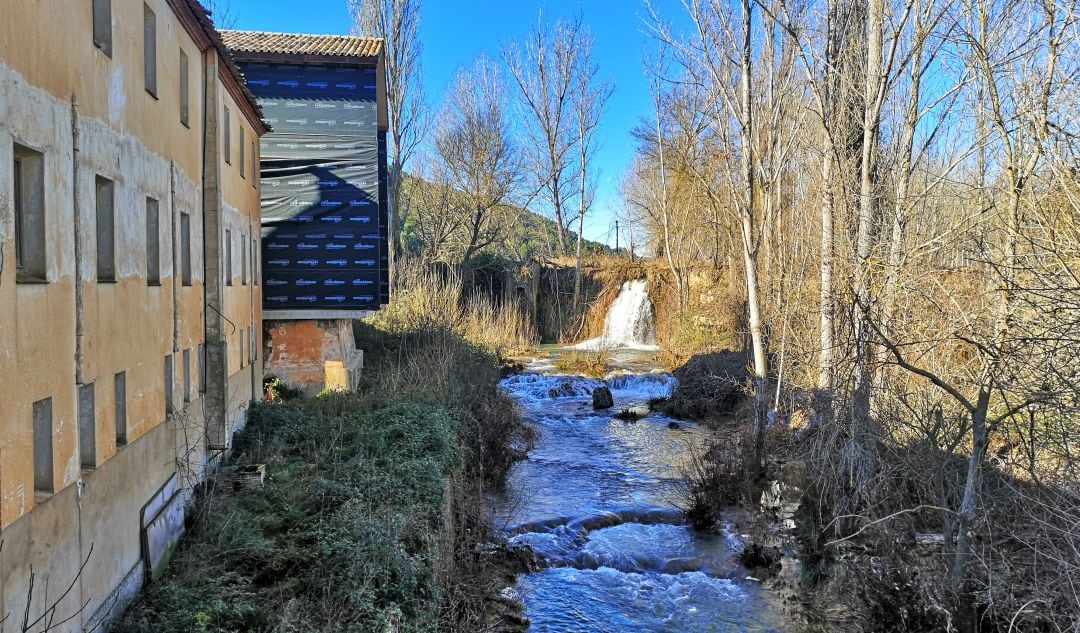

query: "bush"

left=115, top=398, right=459, bottom=633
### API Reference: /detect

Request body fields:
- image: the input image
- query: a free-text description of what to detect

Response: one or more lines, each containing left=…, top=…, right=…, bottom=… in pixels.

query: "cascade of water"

left=572, top=279, right=659, bottom=350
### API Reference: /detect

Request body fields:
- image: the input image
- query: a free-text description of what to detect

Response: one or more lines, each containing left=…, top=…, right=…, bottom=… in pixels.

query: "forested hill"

left=398, top=172, right=612, bottom=266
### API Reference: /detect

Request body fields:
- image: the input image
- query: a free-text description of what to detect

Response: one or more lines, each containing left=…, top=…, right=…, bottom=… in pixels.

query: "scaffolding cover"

left=241, top=62, right=388, bottom=311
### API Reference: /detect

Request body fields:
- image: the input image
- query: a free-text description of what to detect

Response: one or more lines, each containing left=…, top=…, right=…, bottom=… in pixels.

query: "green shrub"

left=115, top=398, right=458, bottom=633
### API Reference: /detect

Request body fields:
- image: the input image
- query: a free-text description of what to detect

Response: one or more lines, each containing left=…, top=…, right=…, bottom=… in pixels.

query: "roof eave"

left=227, top=49, right=382, bottom=66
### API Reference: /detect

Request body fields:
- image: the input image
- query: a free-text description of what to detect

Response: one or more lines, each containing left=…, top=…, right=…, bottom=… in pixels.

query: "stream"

left=493, top=355, right=789, bottom=632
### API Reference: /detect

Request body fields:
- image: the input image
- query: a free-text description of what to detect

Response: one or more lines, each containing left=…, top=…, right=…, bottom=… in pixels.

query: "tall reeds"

left=369, top=261, right=536, bottom=357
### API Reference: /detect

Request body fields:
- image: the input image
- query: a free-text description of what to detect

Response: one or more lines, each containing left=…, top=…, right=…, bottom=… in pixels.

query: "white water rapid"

left=572, top=279, right=659, bottom=351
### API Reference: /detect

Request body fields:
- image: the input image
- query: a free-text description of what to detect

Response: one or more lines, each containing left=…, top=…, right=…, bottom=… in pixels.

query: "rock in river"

left=592, top=386, right=614, bottom=409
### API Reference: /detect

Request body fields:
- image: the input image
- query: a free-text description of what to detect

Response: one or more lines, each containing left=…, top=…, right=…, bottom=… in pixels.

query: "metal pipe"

left=72, top=94, right=85, bottom=385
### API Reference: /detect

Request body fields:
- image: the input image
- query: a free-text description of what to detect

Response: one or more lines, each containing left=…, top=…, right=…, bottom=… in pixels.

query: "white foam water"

left=573, top=279, right=659, bottom=351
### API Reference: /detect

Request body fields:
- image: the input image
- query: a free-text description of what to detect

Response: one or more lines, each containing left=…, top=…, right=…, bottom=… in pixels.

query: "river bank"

left=490, top=347, right=793, bottom=631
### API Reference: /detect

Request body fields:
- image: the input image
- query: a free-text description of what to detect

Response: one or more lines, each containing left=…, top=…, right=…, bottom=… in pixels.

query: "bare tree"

left=432, top=57, right=519, bottom=268
left=351, top=0, right=428, bottom=277
left=503, top=14, right=588, bottom=257
left=203, top=0, right=237, bottom=28
left=569, top=30, right=613, bottom=312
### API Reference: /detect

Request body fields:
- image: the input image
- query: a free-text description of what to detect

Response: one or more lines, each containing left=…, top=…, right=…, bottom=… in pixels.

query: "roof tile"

left=220, top=30, right=383, bottom=59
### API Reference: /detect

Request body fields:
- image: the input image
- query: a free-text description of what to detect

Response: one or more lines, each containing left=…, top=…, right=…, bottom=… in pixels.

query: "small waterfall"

left=572, top=280, right=659, bottom=351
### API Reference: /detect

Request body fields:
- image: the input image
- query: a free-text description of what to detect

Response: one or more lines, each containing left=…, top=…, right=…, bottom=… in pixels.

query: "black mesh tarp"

left=241, top=62, right=387, bottom=312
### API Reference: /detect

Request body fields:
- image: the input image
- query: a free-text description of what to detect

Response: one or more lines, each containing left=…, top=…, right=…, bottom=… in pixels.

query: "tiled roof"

left=220, top=30, right=384, bottom=59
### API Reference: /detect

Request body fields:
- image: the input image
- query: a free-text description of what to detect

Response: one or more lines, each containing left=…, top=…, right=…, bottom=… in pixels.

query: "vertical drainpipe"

left=249, top=213, right=256, bottom=402
left=71, top=93, right=87, bottom=630
left=72, top=95, right=85, bottom=385
left=202, top=49, right=228, bottom=449
left=171, top=162, right=179, bottom=353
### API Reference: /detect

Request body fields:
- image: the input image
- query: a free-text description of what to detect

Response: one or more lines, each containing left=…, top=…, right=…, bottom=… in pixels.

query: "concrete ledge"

left=264, top=309, right=375, bottom=320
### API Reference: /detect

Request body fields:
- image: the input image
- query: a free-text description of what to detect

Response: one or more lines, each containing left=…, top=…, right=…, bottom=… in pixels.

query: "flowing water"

left=495, top=368, right=788, bottom=632
left=572, top=280, right=659, bottom=351
left=494, top=281, right=787, bottom=631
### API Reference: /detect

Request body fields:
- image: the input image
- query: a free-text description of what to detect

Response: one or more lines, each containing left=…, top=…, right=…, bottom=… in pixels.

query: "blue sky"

left=222, top=0, right=685, bottom=245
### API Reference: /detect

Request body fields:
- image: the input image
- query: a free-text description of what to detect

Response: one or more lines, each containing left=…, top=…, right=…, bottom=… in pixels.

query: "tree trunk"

left=949, top=389, right=991, bottom=590
left=738, top=0, right=768, bottom=477
left=388, top=156, right=404, bottom=285
left=849, top=0, right=885, bottom=491
left=818, top=149, right=835, bottom=394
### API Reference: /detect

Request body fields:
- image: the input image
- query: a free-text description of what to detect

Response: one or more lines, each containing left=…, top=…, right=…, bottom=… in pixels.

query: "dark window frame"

left=114, top=371, right=127, bottom=446
left=183, top=348, right=191, bottom=403
left=33, top=398, right=54, bottom=494
left=239, top=126, right=246, bottom=178
left=92, top=0, right=112, bottom=58
left=179, top=49, right=190, bottom=127
left=223, top=107, right=232, bottom=165
left=225, top=228, right=233, bottom=286
left=13, top=144, right=47, bottom=283
left=143, top=3, right=157, bottom=98
left=180, top=211, right=192, bottom=286
left=78, top=383, right=97, bottom=469
left=95, top=176, right=116, bottom=283
left=14, top=155, right=23, bottom=271
left=164, top=354, right=174, bottom=415
left=146, top=197, right=160, bottom=285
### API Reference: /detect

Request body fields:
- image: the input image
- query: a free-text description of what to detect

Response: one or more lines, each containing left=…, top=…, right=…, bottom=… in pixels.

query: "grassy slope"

left=116, top=273, right=536, bottom=633
left=116, top=397, right=458, bottom=633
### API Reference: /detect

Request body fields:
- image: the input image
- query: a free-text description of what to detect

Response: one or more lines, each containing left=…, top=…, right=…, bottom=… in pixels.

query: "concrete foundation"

left=264, top=319, right=363, bottom=394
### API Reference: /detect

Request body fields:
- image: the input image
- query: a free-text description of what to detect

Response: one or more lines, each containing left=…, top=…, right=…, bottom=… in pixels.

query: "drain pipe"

left=171, top=162, right=179, bottom=353
left=72, top=94, right=85, bottom=385
left=249, top=214, right=257, bottom=402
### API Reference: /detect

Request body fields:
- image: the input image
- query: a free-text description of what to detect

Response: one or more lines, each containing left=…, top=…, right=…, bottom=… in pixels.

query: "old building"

left=221, top=30, right=389, bottom=393
left=0, top=1, right=266, bottom=630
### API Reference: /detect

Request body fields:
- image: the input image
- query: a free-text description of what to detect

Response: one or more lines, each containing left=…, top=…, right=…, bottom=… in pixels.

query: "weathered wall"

left=0, top=1, right=264, bottom=630
left=264, top=319, right=362, bottom=393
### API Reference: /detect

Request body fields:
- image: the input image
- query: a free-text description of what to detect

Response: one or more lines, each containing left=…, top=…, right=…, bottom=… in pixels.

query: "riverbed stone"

left=592, top=386, right=614, bottom=409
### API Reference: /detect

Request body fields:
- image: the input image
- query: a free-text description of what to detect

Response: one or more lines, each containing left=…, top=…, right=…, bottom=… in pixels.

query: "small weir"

left=494, top=281, right=786, bottom=631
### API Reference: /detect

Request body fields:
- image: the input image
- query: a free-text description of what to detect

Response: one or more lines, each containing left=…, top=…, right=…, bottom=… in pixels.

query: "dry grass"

left=369, top=261, right=537, bottom=357
left=554, top=349, right=611, bottom=378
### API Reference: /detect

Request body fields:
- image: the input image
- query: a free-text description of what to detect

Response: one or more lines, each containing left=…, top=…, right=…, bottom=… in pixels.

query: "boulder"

left=663, top=350, right=750, bottom=422
left=592, top=386, right=614, bottom=409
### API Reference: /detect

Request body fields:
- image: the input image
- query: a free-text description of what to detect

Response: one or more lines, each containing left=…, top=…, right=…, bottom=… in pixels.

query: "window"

left=164, top=354, right=174, bottom=414
left=179, top=50, right=190, bottom=127
left=223, top=107, right=231, bottom=164
left=113, top=369, right=126, bottom=442
left=239, top=126, right=246, bottom=178
left=197, top=343, right=206, bottom=394
left=93, top=0, right=112, bottom=58
left=114, top=371, right=127, bottom=446
left=241, top=232, right=247, bottom=285
left=78, top=383, right=97, bottom=469
left=146, top=197, right=160, bottom=284
left=239, top=328, right=245, bottom=369
left=250, top=325, right=257, bottom=362
left=33, top=398, right=53, bottom=493
left=251, top=142, right=257, bottom=188
left=180, top=212, right=191, bottom=286
left=13, top=144, right=46, bottom=282
left=183, top=348, right=191, bottom=403
left=143, top=4, right=157, bottom=97
left=225, top=229, right=233, bottom=286
left=95, top=176, right=115, bottom=282
left=252, top=237, right=258, bottom=285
